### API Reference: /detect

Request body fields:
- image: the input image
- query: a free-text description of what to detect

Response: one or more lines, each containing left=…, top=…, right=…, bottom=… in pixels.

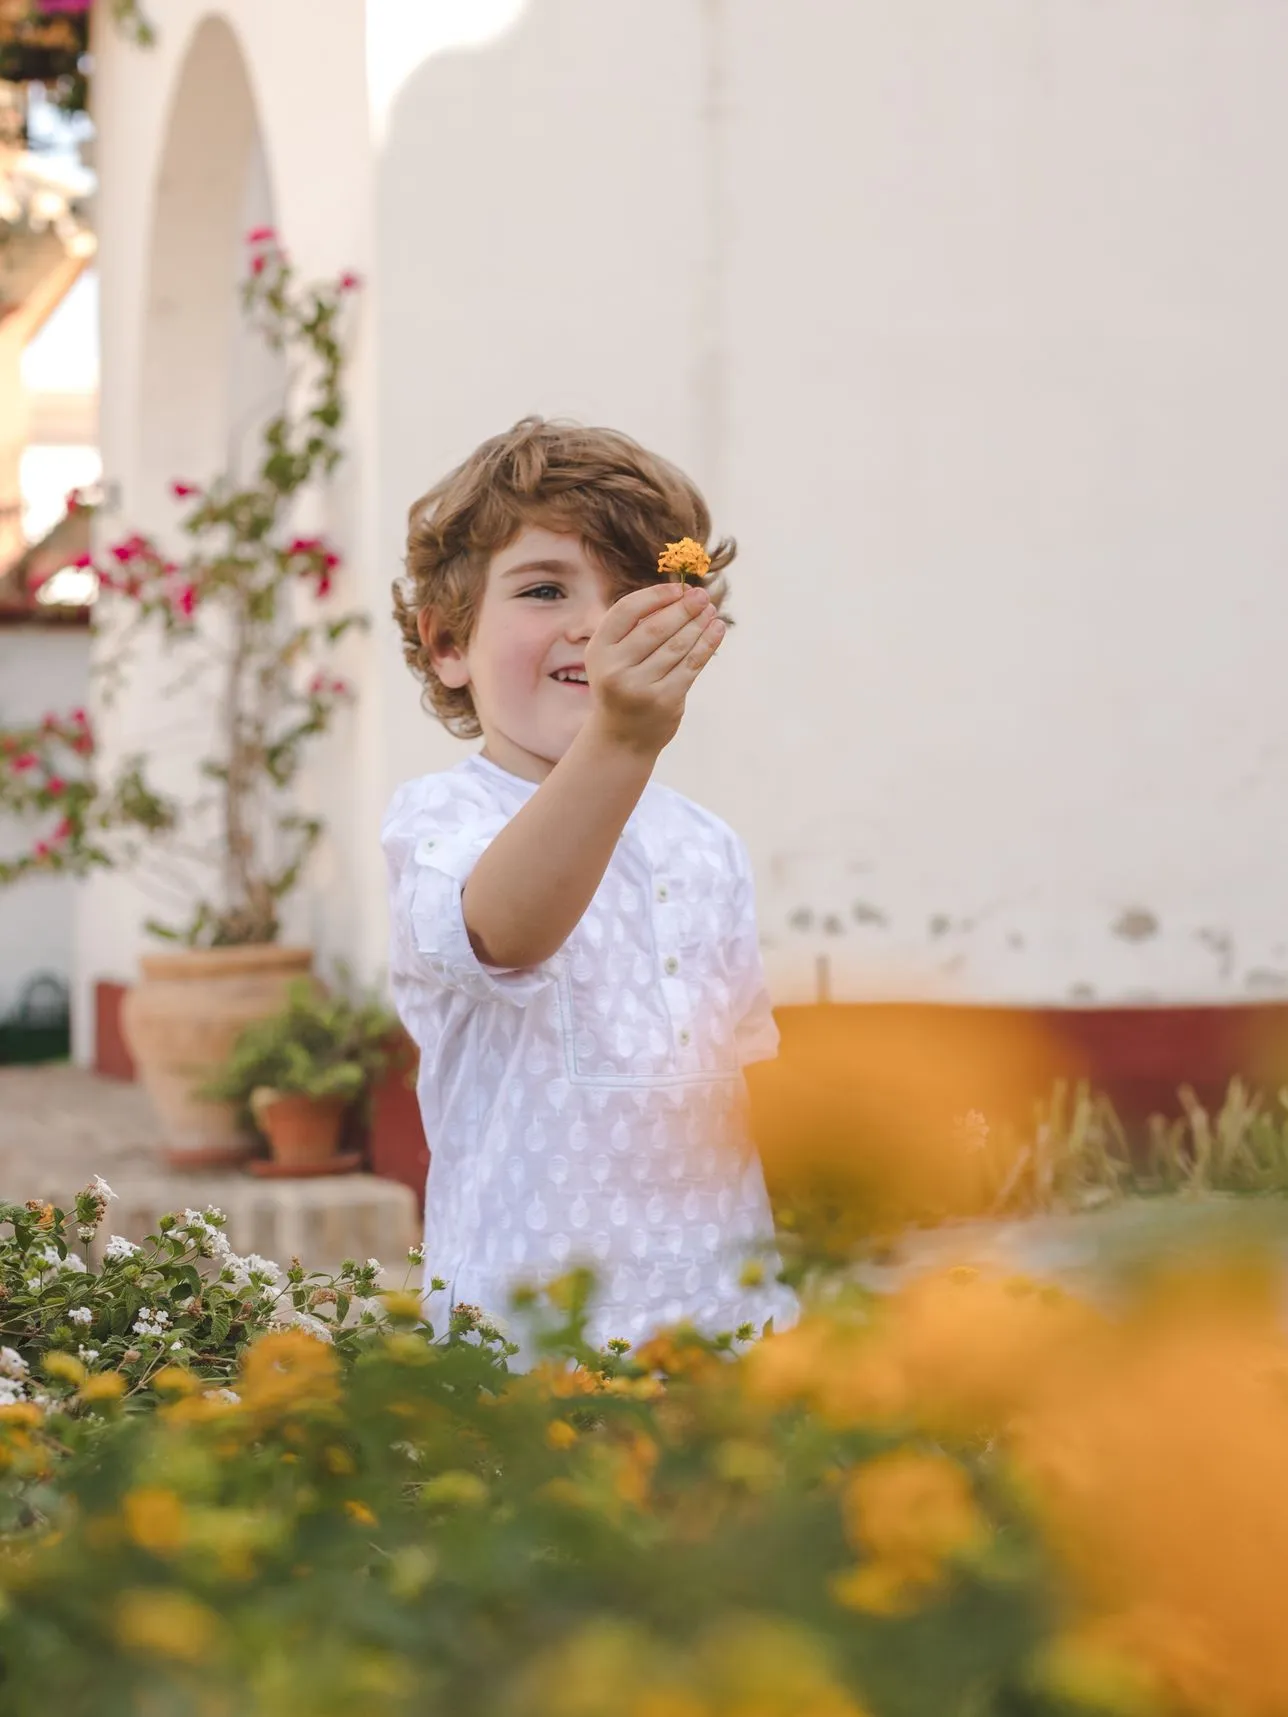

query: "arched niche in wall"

left=138, top=14, right=282, bottom=515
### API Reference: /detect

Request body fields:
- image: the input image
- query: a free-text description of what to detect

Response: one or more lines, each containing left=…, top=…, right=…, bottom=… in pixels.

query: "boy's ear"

left=418, top=608, right=469, bottom=689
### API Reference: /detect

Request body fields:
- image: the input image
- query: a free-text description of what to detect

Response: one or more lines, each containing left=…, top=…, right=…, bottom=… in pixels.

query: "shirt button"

left=664, top=955, right=679, bottom=976
left=656, top=884, right=669, bottom=902
left=678, top=1028, right=691, bottom=1046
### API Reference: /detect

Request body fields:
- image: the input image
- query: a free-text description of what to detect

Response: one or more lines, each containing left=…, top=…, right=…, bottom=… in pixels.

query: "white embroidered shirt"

left=381, top=753, right=795, bottom=1356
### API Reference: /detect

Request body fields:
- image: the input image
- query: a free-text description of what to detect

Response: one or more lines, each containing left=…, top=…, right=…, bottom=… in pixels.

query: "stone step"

left=1, top=1066, right=423, bottom=1276
left=37, top=1171, right=421, bottom=1278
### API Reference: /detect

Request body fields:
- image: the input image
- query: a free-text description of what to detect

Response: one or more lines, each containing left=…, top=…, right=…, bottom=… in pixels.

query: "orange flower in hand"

left=657, top=538, right=711, bottom=583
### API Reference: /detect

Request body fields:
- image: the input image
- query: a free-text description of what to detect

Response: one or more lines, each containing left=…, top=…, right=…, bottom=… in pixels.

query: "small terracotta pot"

left=252, top=1091, right=349, bottom=1171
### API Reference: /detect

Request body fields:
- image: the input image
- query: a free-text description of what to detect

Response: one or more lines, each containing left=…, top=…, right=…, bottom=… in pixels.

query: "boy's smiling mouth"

left=550, top=666, right=589, bottom=686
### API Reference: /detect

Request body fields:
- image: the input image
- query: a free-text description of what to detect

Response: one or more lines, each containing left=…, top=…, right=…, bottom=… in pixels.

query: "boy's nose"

left=569, top=598, right=610, bottom=641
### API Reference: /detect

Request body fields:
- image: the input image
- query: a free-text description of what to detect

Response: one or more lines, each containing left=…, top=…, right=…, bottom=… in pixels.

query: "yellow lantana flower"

left=657, top=538, right=711, bottom=583
left=116, top=1589, right=221, bottom=1664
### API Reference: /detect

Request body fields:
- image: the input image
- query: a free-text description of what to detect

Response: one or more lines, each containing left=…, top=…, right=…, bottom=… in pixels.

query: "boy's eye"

left=519, top=583, right=563, bottom=602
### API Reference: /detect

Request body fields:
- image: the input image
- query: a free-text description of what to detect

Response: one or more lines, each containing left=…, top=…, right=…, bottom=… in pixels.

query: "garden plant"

left=0, top=1148, right=1285, bottom=1716
left=0, top=230, right=364, bottom=947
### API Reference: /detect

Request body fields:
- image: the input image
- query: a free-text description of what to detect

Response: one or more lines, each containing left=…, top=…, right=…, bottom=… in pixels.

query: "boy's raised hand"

left=585, top=583, right=726, bottom=756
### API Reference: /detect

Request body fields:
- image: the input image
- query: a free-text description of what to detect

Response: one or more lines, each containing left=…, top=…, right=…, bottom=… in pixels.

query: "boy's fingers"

left=595, top=582, right=689, bottom=649
left=657, top=611, right=726, bottom=687
left=606, top=594, right=712, bottom=671
left=642, top=605, right=721, bottom=680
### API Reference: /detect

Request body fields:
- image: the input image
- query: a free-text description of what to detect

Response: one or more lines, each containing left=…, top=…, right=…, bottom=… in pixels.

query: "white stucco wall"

left=0, top=627, right=91, bottom=1023
left=79, top=0, right=374, bottom=1059
left=369, top=0, right=1288, bottom=1009
left=85, top=0, right=1288, bottom=1041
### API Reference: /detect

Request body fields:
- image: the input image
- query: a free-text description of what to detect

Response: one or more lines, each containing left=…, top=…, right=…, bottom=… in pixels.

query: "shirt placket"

left=642, top=846, right=702, bottom=1074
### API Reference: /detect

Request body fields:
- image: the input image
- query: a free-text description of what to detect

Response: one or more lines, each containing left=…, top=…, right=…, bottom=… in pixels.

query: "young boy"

left=382, top=416, right=795, bottom=1357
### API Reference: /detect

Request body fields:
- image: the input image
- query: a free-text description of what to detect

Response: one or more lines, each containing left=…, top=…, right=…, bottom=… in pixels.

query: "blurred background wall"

left=51, top=0, right=1288, bottom=1054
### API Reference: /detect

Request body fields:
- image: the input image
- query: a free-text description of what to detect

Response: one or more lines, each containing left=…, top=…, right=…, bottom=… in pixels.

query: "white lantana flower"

left=90, top=1176, right=116, bottom=1204
left=132, top=1308, right=171, bottom=1339
left=0, top=1379, right=28, bottom=1406
left=0, top=1348, right=29, bottom=1380
left=104, top=1235, right=139, bottom=1262
left=35, top=1245, right=85, bottom=1275
left=67, top=1306, right=93, bottom=1326
left=203, top=1387, right=240, bottom=1405
left=77, top=1347, right=99, bottom=1364
left=270, top=1306, right=333, bottom=1344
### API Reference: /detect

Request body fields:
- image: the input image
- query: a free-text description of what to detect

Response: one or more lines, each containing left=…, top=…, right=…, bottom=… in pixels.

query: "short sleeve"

left=382, top=776, right=560, bottom=1007
left=725, top=836, right=779, bottom=1066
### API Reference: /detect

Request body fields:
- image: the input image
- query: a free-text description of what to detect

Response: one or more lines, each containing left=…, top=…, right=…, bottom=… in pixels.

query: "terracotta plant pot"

left=120, top=945, right=314, bottom=1169
left=368, top=1029, right=430, bottom=1214
left=251, top=1090, right=349, bottom=1172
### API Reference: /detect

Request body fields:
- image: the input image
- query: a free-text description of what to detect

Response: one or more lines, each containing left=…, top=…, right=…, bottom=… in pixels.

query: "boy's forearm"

left=461, top=722, right=657, bottom=969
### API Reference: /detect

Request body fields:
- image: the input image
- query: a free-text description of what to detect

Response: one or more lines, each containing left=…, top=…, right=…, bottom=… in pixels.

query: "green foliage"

left=0, top=1205, right=1059, bottom=1717
left=979, top=1076, right=1288, bottom=1216
left=197, top=977, right=400, bottom=1111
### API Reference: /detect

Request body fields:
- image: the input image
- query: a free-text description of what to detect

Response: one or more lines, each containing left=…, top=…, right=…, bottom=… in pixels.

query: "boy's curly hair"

left=392, top=416, right=736, bottom=737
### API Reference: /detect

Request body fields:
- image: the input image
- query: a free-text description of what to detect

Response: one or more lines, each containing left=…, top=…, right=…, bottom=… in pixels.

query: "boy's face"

left=425, top=524, right=615, bottom=781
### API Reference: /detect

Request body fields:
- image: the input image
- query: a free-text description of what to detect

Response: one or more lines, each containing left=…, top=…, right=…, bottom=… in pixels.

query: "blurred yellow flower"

left=1013, top=1264, right=1288, bottom=1716
left=116, top=1589, right=221, bottom=1664
left=122, top=1487, right=187, bottom=1555
left=545, top=1419, right=578, bottom=1451
left=693, top=1615, right=870, bottom=1716
left=418, top=1470, right=488, bottom=1510
left=833, top=1450, right=987, bottom=1615
left=657, top=538, right=711, bottom=582
left=343, top=1499, right=378, bottom=1527
left=153, top=1366, right=199, bottom=1396
left=379, top=1290, right=424, bottom=1322
left=0, top=1403, right=43, bottom=1428
left=43, top=1353, right=85, bottom=1385
left=79, top=1371, right=127, bottom=1403
left=238, top=1329, right=340, bottom=1417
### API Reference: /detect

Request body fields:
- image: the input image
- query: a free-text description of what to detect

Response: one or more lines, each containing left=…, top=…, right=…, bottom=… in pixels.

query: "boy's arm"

left=463, top=582, right=724, bottom=970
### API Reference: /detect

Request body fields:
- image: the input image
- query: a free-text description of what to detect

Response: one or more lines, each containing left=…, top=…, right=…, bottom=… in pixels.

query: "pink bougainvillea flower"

left=338, top=272, right=361, bottom=293
left=65, top=488, right=83, bottom=512
left=330, top=678, right=352, bottom=697
left=32, top=842, right=51, bottom=862
left=72, top=553, right=94, bottom=569
left=11, top=753, right=38, bottom=773
left=45, top=777, right=66, bottom=797
left=323, top=551, right=341, bottom=571
left=70, top=708, right=88, bottom=726
left=173, top=585, right=198, bottom=619
left=170, top=481, right=199, bottom=500
left=51, top=817, right=72, bottom=843
left=287, top=536, right=320, bottom=556
left=247, top=226, right=277, bottom=246
left=250, top=254, right=268, bottom=278
left=316, top=575, right=333, bottom=598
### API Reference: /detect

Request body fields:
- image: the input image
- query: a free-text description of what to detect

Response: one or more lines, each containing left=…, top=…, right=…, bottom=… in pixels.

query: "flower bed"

left=0, top=1179, right=1286, bottom=1714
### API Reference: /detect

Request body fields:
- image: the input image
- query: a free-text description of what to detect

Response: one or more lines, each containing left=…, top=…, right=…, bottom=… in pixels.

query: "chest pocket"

left=557, top=853, right=739, bottom=1084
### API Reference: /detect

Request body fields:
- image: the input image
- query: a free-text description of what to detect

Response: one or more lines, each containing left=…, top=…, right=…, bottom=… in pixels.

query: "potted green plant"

left=0, top=232, right=366, bottom=1167
left=199, top=978, right=399, bottom=1176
